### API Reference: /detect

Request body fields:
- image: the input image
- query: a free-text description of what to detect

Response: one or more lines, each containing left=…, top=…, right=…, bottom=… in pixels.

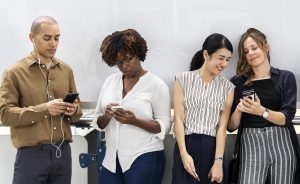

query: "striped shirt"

left=176, top=70, right=234, bottom=137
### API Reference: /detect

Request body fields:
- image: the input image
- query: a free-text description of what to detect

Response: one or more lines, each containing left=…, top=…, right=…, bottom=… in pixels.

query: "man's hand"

left=47, top=99, right=67, bottom=116
left=64, top=99, right=79, bottom=116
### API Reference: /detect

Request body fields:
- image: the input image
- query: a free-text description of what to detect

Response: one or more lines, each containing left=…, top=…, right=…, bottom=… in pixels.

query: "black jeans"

left=13, top=142, right=72, bottom=184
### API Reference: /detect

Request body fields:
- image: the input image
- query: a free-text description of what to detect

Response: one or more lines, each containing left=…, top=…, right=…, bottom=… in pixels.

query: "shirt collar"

left=270, top=66, right=279, bottom=76
left=26, top=53, right=61, bottom=68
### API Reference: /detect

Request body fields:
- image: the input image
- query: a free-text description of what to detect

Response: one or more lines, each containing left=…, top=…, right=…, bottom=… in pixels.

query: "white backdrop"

left=1, top=0, right=300, bottom=102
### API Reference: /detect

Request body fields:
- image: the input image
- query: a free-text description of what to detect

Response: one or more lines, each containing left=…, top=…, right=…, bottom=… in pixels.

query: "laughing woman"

left=172, top=33, right=235, bottom=184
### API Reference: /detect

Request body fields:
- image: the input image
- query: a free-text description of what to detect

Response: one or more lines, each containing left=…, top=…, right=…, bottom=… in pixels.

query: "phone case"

left=64, top=93, right=79, bottom=103
left=242, top=89, right=255, bottom=101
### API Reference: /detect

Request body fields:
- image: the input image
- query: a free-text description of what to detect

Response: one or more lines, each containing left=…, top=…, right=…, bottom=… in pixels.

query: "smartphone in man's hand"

left=63, top=93, right=79, bottom=103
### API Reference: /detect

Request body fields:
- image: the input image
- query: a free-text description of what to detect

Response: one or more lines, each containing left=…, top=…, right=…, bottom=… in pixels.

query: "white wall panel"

left=0, top=0, right=299, bottom=102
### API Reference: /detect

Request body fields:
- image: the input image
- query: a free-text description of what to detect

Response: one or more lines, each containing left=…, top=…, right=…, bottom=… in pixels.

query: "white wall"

left=1, top=0, right=300, bottom=102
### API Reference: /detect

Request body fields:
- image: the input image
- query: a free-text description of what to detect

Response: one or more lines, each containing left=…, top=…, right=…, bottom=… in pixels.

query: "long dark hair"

left=190, top=33, right=233, bottom=71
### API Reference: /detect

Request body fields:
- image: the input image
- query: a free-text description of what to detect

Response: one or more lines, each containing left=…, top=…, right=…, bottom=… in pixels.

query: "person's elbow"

left=0, top=111, right=10, bottom=126
left=227, top=119, right=239, bottom=132
left=0, top=120, right=9, bottom=126
left=282, top=110, right=294, bottom=126
left=153, top=124, right=161, bottom=134
left=227, top=124, right=235, bottom=132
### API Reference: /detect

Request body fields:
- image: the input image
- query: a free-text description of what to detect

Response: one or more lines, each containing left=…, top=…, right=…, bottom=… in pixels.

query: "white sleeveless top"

left=176, top=70, right=235, bottom=137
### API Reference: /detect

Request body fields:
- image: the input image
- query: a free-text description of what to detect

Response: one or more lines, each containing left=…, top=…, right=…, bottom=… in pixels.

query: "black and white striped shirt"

left=176, top=70, right=235, bottom=137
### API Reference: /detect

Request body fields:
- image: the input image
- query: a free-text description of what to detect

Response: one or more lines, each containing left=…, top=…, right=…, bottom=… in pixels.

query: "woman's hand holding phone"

left=238, top=94, right=265, bottom=116
left=111, top=106, right=138, bottom=125
left=111, top=105, right=124, bottom=112
left=103, top=103, right=120, bottom=119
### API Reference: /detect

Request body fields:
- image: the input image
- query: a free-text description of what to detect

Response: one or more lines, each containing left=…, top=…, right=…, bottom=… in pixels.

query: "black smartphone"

left=63, top=93, right=79, bottom=103
left=242, top=89, right=255, bottom=101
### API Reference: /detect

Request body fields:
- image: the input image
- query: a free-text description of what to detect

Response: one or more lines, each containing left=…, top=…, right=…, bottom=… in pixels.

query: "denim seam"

left=150, top=154, right=156, bottom=183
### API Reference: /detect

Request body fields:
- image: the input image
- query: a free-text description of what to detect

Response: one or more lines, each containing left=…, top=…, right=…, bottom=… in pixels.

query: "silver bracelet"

left=214, top=157, right=223, bottom=161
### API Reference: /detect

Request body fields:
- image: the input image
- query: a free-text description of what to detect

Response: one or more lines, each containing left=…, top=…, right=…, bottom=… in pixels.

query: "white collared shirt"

left=91, top=72, right=171, bottom=173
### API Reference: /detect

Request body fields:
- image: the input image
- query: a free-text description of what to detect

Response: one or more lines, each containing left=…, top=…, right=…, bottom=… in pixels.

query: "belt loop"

left=34, top=144, right=43, bottom=152
left=40, top=144, right=46, bottom=151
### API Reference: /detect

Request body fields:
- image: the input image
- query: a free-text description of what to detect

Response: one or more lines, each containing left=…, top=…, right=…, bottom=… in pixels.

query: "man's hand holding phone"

left=64, top=99, right=79, bottom=116
left=63, top=93, right=79, bottom=116
left=63, top=93, right=79, bottom=103
left=47, top=99, right=67, bottom=116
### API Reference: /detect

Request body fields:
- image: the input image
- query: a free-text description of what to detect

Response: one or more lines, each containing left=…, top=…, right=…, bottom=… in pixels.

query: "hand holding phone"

left=63, top=93, right=79, bottom=103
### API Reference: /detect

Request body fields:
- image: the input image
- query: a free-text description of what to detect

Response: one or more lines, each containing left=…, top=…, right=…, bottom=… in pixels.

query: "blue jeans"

left=99, top=150, right=165, bottom=184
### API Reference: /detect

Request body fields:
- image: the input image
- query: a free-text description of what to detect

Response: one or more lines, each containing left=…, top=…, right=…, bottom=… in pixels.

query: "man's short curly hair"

left=100, top=29, right=148, bottom=67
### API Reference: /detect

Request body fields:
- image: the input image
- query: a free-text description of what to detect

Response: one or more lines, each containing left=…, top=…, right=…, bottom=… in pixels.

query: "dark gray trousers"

left=12, top=142, right=72, bottom=184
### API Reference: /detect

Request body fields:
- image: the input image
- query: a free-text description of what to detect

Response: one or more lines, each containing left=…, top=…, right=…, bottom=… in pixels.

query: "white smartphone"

left=111, top=105, right=124, bottom=111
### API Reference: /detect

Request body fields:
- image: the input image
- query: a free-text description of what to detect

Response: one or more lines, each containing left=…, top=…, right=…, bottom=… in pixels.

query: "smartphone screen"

left=111, top=105, right=123, bottom=111
left=242, top=89, right=255, bottom=101
left=63, top=93, right=79, bottom=103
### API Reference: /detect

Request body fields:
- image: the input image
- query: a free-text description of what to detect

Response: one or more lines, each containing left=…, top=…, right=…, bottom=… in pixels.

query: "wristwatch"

left=262, top=107, right=269, bottom=118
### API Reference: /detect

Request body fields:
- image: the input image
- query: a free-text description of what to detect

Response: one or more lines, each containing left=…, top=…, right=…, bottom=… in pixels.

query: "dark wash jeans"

left=99, top=150, right=165, bottom=184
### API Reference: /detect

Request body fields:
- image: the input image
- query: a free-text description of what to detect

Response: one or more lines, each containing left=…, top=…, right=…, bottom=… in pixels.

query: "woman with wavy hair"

left=228, top=28, right=300, bottom=184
